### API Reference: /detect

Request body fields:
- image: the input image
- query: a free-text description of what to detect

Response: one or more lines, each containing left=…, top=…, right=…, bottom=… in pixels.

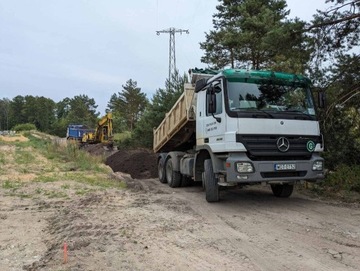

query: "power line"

left=156, top=27, right=189, bottom=87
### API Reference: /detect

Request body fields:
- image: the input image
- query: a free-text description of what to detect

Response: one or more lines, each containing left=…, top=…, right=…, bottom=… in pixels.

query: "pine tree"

left=108, top=79, right=148, bottom=132
left=200, top=0, right=310, bottom=72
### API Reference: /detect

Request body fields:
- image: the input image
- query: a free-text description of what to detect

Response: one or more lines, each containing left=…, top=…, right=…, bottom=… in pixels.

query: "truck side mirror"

left=207, top=87, right=222, bottom=123
left=207, top=87, right=217, bottom=114
left=318, top=91, right=326, bottom=108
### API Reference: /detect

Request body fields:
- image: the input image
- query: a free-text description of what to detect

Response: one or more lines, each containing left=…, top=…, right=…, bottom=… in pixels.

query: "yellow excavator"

left=82, top=112, right=114, bottom=146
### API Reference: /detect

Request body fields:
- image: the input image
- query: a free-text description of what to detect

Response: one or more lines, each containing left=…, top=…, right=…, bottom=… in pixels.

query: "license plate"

left=274, top=163, right=296, bottom=171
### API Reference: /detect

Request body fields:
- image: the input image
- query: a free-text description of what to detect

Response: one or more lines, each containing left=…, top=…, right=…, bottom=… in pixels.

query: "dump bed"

left=66, top=125, right=92, bottom=140
left=153, top=83, right=196, bottom=153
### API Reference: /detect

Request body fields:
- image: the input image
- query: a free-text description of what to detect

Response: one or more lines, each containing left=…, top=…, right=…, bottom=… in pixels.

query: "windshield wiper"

left=285, top=110, right=314, bottom=120
left=253, top=109, right=275, bottom=118
left=236, top=108, right=275, bottom=118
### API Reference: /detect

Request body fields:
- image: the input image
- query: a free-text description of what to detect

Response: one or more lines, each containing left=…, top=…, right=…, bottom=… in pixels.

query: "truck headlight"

left=236, top=162, right=254, bottom=173
left=312, top=160, right=323, bottom=171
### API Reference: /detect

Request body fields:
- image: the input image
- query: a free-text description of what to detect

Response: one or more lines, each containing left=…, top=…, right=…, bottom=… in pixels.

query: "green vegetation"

left=200, top=0, right=309, bottom=73
left=0, top=152, right=6, bottom=164
left=15, top=149, right=35, bottom=164
left=64, top=172, right=125, bottom=189
left=118, top=71, right=186, bottom=149
left=43, top=190, right=69, bottom=199
left=307, top=165, right=360, bottom=202
left=114, top=131, right=132, bottom=142
left=108, top=79, right=148, bottom=132
left=325, top=165, right=360, bottom=193
left=12, top=123, right=37, bottom=132
left=2, top=180, right=31, bottom=198
left=0, top=95, right=98, bottom=138
left=61, top=184, right=70, bottom=189
left=0, top=133, right=126, bottom=200
left=34, top=174, right=59, bottom=183
left=34, top=187, right=69, bottom=199
left=75, top=188, right=93, bottom=195
left=6, top=192, right=32, bottom=198
left=2, top=180, right=23, bottom=190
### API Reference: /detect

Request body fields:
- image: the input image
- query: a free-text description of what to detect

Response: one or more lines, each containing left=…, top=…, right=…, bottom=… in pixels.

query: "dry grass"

left=0, top=132, right=125, bottom=199
left=0, top=134, right=28, bottom=142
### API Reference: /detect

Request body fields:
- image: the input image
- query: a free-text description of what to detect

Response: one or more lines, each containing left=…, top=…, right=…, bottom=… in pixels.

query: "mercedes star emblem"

left=277, top=137, right=290, bottom=152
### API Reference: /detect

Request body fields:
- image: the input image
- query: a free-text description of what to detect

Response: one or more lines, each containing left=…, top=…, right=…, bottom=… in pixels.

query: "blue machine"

left=66, top=125, right=93, bottom=141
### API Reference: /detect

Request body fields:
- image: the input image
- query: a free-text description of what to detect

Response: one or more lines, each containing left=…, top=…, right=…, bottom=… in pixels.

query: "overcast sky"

left=0, top=0, right=329, bottom=114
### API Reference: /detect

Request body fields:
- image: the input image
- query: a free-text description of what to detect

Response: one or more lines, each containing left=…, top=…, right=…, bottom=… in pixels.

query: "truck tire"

left=165, top=158, right=182, bottom=188
left=158, top=157, right=166, bottom=183
left=204, top=159, right=219, bottom=202
left=271, top=183, right=294, bottom=198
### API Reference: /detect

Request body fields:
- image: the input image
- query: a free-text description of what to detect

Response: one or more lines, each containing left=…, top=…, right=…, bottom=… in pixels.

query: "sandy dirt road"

left=1, top=177, right=360, bottom=271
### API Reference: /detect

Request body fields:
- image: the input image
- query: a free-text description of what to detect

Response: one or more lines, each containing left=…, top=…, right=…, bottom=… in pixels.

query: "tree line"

left=0, top=80, right=148, bottom=137
left=0, top=0, right=359, bottom=173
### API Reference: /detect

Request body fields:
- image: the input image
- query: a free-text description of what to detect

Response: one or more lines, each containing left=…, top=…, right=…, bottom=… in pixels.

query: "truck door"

left=196, top=80, right=226, bottom=148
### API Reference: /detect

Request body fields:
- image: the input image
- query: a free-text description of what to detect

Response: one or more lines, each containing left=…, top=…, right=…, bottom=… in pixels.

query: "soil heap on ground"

left=106, top=149, right=158, bottom=179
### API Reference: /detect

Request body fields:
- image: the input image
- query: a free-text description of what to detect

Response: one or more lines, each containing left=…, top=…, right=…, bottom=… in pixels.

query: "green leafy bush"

left=322, top=165, right=360, bottom=193
left=12, top=123, right=37, bottom=132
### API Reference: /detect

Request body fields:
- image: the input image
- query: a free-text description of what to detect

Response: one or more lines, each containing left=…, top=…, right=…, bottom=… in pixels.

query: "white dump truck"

left=153, top=69, right=325, bottom=202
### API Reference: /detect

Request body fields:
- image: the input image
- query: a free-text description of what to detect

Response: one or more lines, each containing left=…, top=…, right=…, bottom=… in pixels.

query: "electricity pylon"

left=156, top=27, right=189, bottom=87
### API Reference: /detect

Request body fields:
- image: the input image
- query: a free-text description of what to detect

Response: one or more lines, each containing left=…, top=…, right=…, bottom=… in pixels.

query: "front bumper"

left=225, top=152, right=324, bottom=184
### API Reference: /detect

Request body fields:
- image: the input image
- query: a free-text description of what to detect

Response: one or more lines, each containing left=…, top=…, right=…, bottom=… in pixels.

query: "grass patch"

left=75, top=187, right=96, bottom=195
left=2, top=180, right=23, bottom=190
left=35, top=188, right=44, bottom=194
left=0, top=152, right=6, bottom=164
left=44, top=139, right=107, bottom=172
left=20, top=134, right=107, bottom=173
left=65, top=172, right=126, bottom=189
left=34, top=174, right=59, bottom=183
left=2, top=133, right=122, bottom=195
left=15, top=149, right=35, bottom=164
left=33, top=187, right=69, bottom=199
left=5, top=192, right=32, bottom=198
left=44, top=190, right=69, bottom=199
left=72, top=151, right=105, bottom=171
left=61, top=184, right=71, bottom=189
left=14, top=134, right=48, bottom=149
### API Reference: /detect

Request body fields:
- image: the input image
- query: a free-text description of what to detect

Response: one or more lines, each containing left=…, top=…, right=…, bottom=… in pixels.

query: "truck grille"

left=236, top=134, right=321, bottom=161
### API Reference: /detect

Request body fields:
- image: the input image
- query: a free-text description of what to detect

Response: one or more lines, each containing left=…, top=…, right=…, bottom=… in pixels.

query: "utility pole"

left=156, top=27, right=189, bottom=88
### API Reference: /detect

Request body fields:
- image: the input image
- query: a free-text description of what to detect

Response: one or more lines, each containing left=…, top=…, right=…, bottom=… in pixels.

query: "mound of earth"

left=105, top=149, right=158, bottom=179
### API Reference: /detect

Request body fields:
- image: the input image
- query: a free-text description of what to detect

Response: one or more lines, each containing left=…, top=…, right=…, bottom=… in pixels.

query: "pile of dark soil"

left=105, top=149, right=158, bottom=179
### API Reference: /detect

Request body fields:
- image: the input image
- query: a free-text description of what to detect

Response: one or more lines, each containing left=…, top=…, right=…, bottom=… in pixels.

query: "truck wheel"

left=165, top=158, right=182, bottom=188
left=271, top=184, right=294, bottom=198
left=158, top=157, right=167, bottom=183
left=204, top=159, right=219, bottom=202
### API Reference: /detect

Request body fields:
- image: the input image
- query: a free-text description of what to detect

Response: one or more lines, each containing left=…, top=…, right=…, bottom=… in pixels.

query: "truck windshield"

left=226, top=81, right=316, bottom=119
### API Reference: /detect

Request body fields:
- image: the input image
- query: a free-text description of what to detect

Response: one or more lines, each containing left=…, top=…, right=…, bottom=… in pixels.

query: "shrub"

left=12, top=123, right=37, bottom=132
left=322, top=164, right=360, bottom=193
